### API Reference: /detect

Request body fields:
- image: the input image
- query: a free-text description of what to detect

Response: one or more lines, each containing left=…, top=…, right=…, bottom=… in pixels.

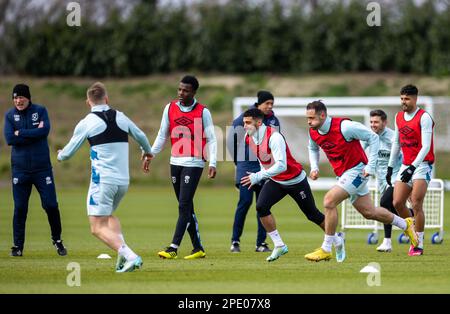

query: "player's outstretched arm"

left=57, top=119, right=88, bottom=161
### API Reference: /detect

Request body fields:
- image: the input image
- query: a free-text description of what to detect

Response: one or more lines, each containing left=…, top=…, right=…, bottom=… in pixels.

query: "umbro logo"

left=399, top=126, right=414, bottom=136
left=175, top=117, right=193, bottom=126
left=322, top=141, right=336, bottom=150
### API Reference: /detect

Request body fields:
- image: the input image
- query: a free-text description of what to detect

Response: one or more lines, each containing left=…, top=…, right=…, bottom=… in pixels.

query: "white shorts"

left=87, top=182, right=128, bottom=216
left=395, top=162, right=433, bottom=188
left=337, top=163, right=370, bottom=204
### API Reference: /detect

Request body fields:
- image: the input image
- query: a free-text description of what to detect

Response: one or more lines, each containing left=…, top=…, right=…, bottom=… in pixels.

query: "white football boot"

left=376, top=238, right=392, bottom=252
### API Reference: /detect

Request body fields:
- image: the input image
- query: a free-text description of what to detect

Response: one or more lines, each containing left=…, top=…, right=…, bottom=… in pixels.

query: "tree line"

left=0, top=0, right=448, bottom=77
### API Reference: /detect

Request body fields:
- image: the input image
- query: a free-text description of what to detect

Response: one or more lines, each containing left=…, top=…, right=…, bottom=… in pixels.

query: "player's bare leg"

left=305, top=186, right=347, bottom=262
left=259, top=214, right=276, bottom=233
left=89, top=216, right=140, bottom=271
left=391, top=181, right=421, bottom=254
left=353, top=194, right=418, bottom=248
left=411, top=180, right=427, bottom=232
left=353, top=194, right=397, bottom=224
left=323, top=186, right=349, bottom=235
left=107, top=216, right=124, bottom=240
left=89, top=216, right=122, bottom=250
left=393, top=181, right=413, bottom=218
left=409, top=179, right=428, bottom=254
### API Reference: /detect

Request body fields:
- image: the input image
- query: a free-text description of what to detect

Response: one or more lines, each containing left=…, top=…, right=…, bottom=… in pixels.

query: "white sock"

left=170, top=243, right=179, bottom=249
left=268, top=230, right=285, bottom=248
left=118, top=244, right=138, bottom=261
left=321, top=234, right=334, bottom=253
left=391, top=215, right=407, bottom=230
left=417, top=232, right=424, bottom=249
left=333, top=233, right=343, bottom=247
left=384, top=238, right=392, bottom=246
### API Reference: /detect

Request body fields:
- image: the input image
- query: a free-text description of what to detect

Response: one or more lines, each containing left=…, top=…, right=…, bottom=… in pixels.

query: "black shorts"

left=256, top=177, right=324, bottom=225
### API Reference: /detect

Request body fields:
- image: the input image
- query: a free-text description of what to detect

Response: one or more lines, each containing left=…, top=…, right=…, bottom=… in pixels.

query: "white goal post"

left=341, top=179, right=444, bottom=244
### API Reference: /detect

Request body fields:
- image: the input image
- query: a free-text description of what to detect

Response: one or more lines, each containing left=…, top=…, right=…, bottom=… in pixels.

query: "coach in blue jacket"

left=3, top=84, right=67, bottom=257
left=227, top=91, right=280, bottom=253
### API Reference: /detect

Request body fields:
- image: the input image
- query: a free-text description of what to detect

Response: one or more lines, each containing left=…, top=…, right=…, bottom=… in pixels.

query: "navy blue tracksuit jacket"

left=4, top=103, right=61, bottom=249
left=4, top=103, right=52, bottom=173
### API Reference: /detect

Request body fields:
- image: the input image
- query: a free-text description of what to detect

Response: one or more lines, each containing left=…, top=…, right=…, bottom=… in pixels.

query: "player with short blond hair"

left=58, top=82, right=153, bottom=272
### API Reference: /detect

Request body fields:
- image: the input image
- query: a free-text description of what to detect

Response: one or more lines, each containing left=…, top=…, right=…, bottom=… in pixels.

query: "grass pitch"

left=0, top=186, right=449, bottom=294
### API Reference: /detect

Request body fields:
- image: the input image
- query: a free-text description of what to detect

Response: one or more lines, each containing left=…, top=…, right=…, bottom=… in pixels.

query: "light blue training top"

left=57, top=104, right=152, bottom=185
left=362, top=127, right=402, bottom=193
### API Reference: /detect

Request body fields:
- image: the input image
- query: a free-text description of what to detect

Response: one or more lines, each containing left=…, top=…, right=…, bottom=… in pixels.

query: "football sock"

left=268, top=230, right=285, bottom=248
left=118, top=244, right=138, bottom=261
left=391, top=215, right=407, bottom=230
left=417, top=232, right=424, bottom=249
left=333, top=233, right=343, bottom=248
left=321, top=234, right=334, bottom=253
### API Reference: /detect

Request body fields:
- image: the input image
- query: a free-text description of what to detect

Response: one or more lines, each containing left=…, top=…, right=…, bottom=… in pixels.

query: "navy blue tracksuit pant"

left=12, top=169, right=62, bottom=250
left=231, top=183, right=266, bottom=246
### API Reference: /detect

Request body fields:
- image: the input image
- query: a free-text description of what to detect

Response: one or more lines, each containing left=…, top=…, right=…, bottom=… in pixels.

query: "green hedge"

left=0, top=0, right=448, bottom=76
